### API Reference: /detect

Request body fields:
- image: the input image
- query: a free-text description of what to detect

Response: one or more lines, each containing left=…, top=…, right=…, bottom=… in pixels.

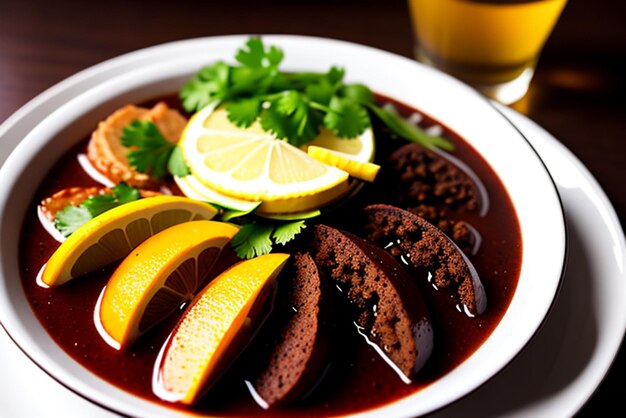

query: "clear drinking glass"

left=408, top=0, right=567, bottom=104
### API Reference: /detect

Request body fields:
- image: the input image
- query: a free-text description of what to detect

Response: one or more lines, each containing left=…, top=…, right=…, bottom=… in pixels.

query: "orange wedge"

left=41, top=196, right=218, bottom=287
left=97, top=220, right=239, bottom=349
left=154, top=253, right=290, bottom=405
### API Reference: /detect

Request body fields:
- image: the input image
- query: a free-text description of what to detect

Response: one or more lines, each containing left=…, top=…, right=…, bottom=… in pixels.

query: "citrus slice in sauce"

left=96, top=220, right=239, bottom=349
left=154, top=253, right=290, bottom=405
left=41, top=196, right=218, bottom=286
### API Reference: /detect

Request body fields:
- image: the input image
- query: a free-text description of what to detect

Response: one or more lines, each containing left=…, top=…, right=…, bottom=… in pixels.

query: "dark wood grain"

left=1, top=0, right=624, bottom=416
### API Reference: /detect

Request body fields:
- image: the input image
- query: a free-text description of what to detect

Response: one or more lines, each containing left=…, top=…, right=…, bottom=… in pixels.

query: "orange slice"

left=154, top=253, right=290, bottom=405
left=96, top=220, right=239, bottom=349
left=41, top=196, right=218, bottom=287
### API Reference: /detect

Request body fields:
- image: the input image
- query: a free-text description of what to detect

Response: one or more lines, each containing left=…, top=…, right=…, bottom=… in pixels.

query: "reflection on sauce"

left=18, top=94, right=522, bottom=416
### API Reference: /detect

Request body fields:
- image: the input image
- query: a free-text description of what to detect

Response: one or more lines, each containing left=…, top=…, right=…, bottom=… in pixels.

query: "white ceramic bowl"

left=0, top=35, right=566, bottom=418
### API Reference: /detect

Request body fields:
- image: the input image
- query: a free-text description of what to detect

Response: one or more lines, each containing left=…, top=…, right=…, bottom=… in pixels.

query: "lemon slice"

left=154, top=253, right=290, bottom=404
left=176, top=171, right=354, bottom=216
left=174, top=174, right=261, bottom=213
left=180, top=105, right=348, bottom=201
left=41, top=196, right=218, bottom=287
left=96, top=220, right=239, bottom=349
left=304, top=125, right=375, bottom=163
left=307, top=145, right=381, bottom=182
left=178, top=105, right=374, bottom=214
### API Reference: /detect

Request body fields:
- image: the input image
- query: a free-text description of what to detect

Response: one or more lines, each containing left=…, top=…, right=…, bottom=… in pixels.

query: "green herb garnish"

left=54, top=182, right=140, bottom=237
left=230, top=219, right=306, bottom=259
left=121, top=120, right=190, bottom=178
left=181, top=37, right=453, bottom=150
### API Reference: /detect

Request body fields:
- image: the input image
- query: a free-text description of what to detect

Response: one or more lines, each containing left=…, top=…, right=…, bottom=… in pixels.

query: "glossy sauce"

left=19, top=95, right=522, bottom=416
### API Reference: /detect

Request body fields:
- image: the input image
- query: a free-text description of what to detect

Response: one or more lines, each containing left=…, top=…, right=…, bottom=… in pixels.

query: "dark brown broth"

left=18, top=95, right=522, bottom=416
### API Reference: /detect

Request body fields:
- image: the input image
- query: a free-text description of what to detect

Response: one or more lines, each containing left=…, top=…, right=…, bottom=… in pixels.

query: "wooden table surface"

left=1, top=0, right=624, bottom=416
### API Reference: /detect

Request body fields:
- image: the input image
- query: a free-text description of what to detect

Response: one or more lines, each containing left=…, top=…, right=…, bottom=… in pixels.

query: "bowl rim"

left=0, top=34, right=566, bottom=418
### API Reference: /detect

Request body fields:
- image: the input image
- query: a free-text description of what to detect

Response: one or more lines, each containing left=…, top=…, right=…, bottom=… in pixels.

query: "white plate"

left=0, top=36, right=588, bottom=417
left=432, top=106, right=626, bottom=417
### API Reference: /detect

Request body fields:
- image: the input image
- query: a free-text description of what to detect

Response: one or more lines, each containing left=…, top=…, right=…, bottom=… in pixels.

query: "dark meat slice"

left=408, top=205, right=479, bottom=256
left=310, top=225, right=433, bottom=381
left=380, top=142, right=486, bottom=254
left=363, top=204, right=487, bottom=316
left=386, top=142, right=482, bottom=213
left=252, top=252, right=333, bottom=407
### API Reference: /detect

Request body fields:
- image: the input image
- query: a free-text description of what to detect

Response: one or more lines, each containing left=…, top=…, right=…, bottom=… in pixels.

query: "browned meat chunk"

left=310, top=225, right=433, bottom=380
left=252, top=252, right=332, bottom=407
left=363, top=204, right=486, bottom=316
left=386, top=142, right=481, bottom=213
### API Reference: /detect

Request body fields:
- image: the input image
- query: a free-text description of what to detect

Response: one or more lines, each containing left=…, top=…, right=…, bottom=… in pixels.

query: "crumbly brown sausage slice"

left=363, top=203, right=487, bottom=316
left=310, top=225, right=433, bottom=380
left=252, top=252, right=333, bottom=407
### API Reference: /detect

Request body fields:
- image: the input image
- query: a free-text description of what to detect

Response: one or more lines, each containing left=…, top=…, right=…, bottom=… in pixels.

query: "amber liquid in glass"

left=408, top=0, right=567, bottom=102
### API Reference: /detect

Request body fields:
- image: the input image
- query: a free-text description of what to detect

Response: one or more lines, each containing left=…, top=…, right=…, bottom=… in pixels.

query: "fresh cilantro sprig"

left=181, top=37, right=453, bottom=150
left=203, top=200, right=306, bottom=259
left=230, top=219, right=307, bottom=259
left=54, top=182, right=140, bottom=237
left=121, top=120, right=190, bottom=178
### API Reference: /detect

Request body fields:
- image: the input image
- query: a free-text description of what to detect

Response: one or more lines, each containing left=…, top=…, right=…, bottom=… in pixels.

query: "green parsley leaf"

left=121, top=120, right=190, bottom=179
left=260, top=98, right=322, bottom=147
left=226, top=97, right=262, bottom=128
left=180, top=61, right=231, bottom=112
left=181, top=37, right=451, bottom=150
left=324, top=96, right=370, bottom=138
left=235, top=38, right=266, bottom=67
left=229, top=38, right=283, bottom=97
left=235, top=37, right=284, bottom=68
left=301, top=66, right=346, bottom=106
left=122, top=120, right=172, bottom=178
left=229, top=217, right=308, bottom=259
left=339, top=83, right=375, bottom=105
left=230, top=65, right=274, bottom=96
left=82, top=182, right=140, bottom=216
left=167, top=146, right=191, bottom=177
left=54, top=182, right=141, bottom=237
left=272, top=220, right=306, bottom=245
left=259, top=105, right=296, bottom=143
left=274, top=90, right=306, bottom=115
left=305, top=81, right=335, bottom=106
left=231, top=223, right=274, bottom=259
left=326, top=66, right=345, bottom=85
left=54, top=205, right=92, bottom=237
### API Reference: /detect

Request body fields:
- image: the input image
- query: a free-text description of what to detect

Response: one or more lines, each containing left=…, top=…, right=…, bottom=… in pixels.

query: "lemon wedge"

left=178, top=105, right=374, bottom=215
left=307, top=145, right=381, bottom=182
left=304, top=124, right=375, bottom=163
left=41, top=196, right=218, bottom=287
left=154, top=253, right=290, bottom=404
left=96, top=220, right=239, bottom=349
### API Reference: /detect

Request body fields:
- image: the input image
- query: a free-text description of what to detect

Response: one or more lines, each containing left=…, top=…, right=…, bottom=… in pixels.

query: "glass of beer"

left=408, top=0, right=567, bottom=104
